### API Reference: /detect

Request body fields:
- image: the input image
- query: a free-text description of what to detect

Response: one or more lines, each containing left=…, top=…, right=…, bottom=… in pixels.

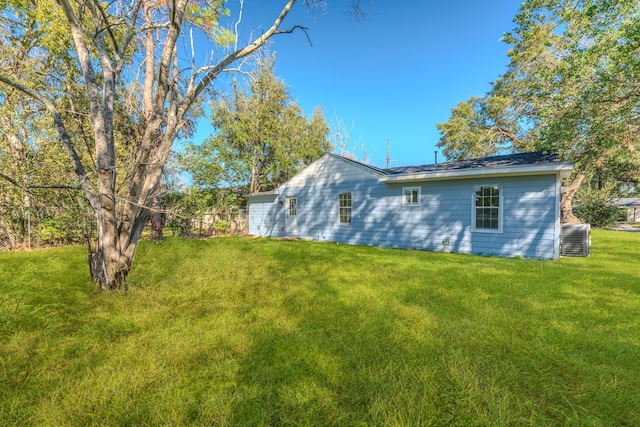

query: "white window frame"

left=287, top=196, right=297, bottom=216
left=339, top=192, right=352, bottom=225
left=402, top=186, right=421, bottom=206
left=472, top=184, right=503, bottom=233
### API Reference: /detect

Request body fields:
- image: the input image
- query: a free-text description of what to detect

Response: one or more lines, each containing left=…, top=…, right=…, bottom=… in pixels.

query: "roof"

left=612, top=198, right=640, bottom=208
left=249, top=152, right=385, bottom=197
left=250, top=151, right=574, bottom=196
left=384, top=152, right=564, bottom=175
left=379, top=151, right=573, bottom=183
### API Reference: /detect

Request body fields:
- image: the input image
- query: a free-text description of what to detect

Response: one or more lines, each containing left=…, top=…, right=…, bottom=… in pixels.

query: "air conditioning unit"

left=561, top=224, right=591, bottom=257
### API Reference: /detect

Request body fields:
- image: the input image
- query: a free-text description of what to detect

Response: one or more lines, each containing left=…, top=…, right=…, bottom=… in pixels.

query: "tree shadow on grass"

left=223, top=238, right=640, bottom=425
left=225, top=248, right=449, bottom=425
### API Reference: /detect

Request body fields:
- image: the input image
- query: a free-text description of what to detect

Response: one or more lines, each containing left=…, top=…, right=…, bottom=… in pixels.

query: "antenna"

left=386, top=139, right=390, bottom=168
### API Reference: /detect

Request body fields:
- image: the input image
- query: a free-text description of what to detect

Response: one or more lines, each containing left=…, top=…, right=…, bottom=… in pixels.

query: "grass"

left=1, top=230, right=639, bottom=426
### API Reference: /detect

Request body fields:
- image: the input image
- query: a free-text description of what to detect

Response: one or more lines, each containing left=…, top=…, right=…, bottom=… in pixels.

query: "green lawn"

left=1, top=230, right=639, bottom=426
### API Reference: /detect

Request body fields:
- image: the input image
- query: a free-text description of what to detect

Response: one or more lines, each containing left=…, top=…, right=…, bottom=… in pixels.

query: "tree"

left=574, top=180, right=623, bottom=228
left=0, top=12, right=93, bottom=249
left=437, top=0, right=640, bottom=223
left=330, top=115, right=371, bottom=164
left=179, top=56, right=331, bottom=194
left=435, top=94, right=532, bottom=160
left=0, top=0, right=318, bottom=290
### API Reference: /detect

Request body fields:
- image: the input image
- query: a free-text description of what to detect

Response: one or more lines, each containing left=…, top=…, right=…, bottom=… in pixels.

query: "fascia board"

left=251, top=153, right=385, bottom=199
left=328, top=153, right=387, bottom=177
left=379, top=163, right=574, bottom=183
left=249, top=189, right=279, bottom=197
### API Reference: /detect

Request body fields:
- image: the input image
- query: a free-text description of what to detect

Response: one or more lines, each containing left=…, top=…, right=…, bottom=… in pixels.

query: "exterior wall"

left=248, top=193, right=279, bottom=236
left=249, top=155, right=562, bottom=259
left=624, top=207, right=639, bottom=222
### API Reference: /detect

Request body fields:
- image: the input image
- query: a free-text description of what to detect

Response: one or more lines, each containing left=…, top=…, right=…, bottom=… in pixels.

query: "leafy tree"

left=437, top=0, right=640, bottom=224
left=0, top=0, right=318, bottom=290
left=180, top=56, right=331, bottom=194
left=0, top=12, right=91, bottom=249
left=436, top=94, right=532, bottom=160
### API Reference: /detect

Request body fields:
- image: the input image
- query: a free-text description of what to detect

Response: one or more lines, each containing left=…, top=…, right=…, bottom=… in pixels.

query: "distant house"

left=613, top=198, right=640, bottom=222
left=248, top=152, right=573, bottom=260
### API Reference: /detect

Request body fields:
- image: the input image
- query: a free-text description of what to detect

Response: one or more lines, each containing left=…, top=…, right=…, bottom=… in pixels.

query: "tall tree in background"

left=180, top=56, right=331, bottom=194
left=437, top=0, right=640, bottom=223
left=0, top=0, right=319, bottom=290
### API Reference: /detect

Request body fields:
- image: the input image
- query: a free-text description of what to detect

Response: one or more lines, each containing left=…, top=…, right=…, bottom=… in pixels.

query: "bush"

left=574, top=184, right=624, bottom=228
left=214, top=219, right=230, bottom=234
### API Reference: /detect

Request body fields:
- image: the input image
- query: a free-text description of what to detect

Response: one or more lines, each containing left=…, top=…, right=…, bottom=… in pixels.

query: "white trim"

left=286, top=196, right=297, bottom=216
left=249, top=189, right=279, bottom=197
left=327, top=153, right=386, bottom=177
left=338, top=192, right=352, bottom=225
left=471, top=184, right=503, bottom=234
left=553, top=175, right=561, bottom=259
left=250, top=153, right=384, bottom=199
left=402, top=186, right=421, bottom=206
left=380, top=163, right=574, bottom=183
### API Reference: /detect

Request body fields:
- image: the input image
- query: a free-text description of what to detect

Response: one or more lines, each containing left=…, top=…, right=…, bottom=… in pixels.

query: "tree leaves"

left=179, top=56, right=331, bottom=194
left=438, top=0, right=640, bottom=179
left=436, top=0, right=640, bottom=222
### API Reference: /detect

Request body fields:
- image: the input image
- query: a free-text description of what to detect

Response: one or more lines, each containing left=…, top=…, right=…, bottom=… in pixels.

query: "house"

left=613, top=198, right=640, bottom=222
left=248, top=151, right=574, bottom=259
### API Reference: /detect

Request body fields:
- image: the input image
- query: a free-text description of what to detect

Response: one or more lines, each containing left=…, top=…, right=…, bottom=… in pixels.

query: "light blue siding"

left=249, top=155, right=562, bottom=259
left=248, top=194, right=279, bottom=236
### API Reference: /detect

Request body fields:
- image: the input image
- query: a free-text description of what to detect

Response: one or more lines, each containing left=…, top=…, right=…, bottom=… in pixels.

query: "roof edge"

left=326, top=153, right=387, bottom=176
left=249, top=189, right=279, bottom=197
left=249, top=152, right=384, bottom=197
left=379, top=162, right=574, bottom=183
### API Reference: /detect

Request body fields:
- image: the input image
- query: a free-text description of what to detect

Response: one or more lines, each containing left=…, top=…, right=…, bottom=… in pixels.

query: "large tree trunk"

left=88, top=208, right=150, bottom=291
left=560, top=170, right=586, bottom=224
left=89, top=244, right=132, bottom=292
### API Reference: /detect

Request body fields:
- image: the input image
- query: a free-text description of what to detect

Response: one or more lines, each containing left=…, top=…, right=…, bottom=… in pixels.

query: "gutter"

left=379, top=163, right=574, bottom=183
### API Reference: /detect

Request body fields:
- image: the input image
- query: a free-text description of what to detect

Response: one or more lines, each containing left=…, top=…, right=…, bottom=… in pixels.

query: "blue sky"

left=194, top=1, right=522, bottom=169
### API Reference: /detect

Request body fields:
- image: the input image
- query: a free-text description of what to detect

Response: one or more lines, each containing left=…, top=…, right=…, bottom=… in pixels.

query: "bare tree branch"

left=178, top=0, right=299, bottom=117
left=276, top=25, right=312, bottom=46
left=0, top=172, right=29, bottom=191
left=490, top=125, right=521, bottom=144
left=0, top=73, right=97, bottom=206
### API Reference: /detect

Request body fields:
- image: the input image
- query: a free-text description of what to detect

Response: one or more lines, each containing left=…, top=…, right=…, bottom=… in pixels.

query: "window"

left=339, top=192, right=352, bottom=224
left=402, top=186, right=421, bottom=206
left=288, top=197, right=297, bottom=216
left=474, top=186, right=501, bottom=232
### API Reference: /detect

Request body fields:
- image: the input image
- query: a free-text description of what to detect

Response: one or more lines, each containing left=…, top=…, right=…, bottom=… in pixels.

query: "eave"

left=379, top=163, right=574, bottom=183
left=249, top=189, right=279, bottom=197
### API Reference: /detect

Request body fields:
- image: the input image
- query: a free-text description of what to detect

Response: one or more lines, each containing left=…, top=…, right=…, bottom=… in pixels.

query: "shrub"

left=574, top=183, right=624, bottom=228
left=214, top=219, right=231, bottom=234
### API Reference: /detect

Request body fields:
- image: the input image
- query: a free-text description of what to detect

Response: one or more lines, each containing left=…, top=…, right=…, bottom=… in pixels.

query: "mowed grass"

left=1, top=231, right=639, bottom=426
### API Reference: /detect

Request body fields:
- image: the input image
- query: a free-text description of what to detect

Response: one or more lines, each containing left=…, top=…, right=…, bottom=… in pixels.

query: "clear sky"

left=194, top=1, right=522, bottom=169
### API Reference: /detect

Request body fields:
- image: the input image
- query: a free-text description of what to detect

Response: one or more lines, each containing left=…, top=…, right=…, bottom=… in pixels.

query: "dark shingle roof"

left=613, top=198, right=640, bottom=208
left=384, top=151, right=562, bottom=175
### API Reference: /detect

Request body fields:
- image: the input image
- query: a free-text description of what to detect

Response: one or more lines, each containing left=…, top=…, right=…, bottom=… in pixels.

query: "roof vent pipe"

left=434, top=151, right=438, bottom=164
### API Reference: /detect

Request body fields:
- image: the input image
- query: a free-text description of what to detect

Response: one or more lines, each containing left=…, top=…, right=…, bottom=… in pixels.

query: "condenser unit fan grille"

left=561, top=224, right=591, bottom=257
